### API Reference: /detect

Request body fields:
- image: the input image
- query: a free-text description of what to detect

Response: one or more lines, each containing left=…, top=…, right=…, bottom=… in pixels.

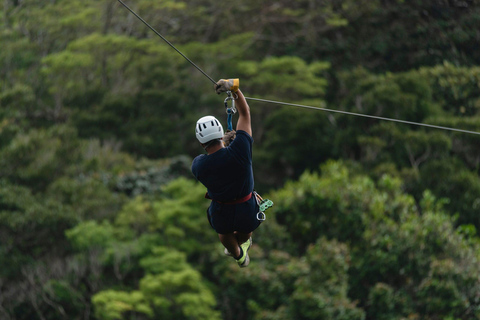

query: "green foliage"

left=139, top=247, right=190, bottom=274
left=367, top=283, right=399, bottom=320
left=417, top=259, right=470, bottom=316
left=261, top=162, right=480, bottom=320
left=0, top=125, right=81, bottom=191
left=0, top=84, right=36, bottom=125
left=270, top=160, right=391, bottom=249
left=419, top=159, right=480, bottom=229
left=114, top=155, right=192, bottom=196
left=93, top=246, right=220, bottom=320
left=419, top=61, right=480, bottom=116
left=46, top=176, right=125, bottom=221
left=257, top=107, right=335, bottom=183
left=288, top=238, right=365, bottom=320
left=139, top=269, right=220, bottom=320
left=0, top=179, right=77, bottom=279
left=331, top=67, right=480, bottom=232
left=238, top=56, right=329, bottom=100
left=76, top=138, right=137, bottom=175
left=39, top=31, right=195, bottom=158
left=148, top=178, right=213, bottom=256
left=315, top=0, right=480, bottom=71
left=0, top=30, right=38, bottom=83
left=2, top=1, right=480, bottom=319
left=42, top=279, right=87, bottom=316
left=212, top=235, right=364, bottom=320
left=336, top=67, right=440, bottom=125
left=352, top=188, right=480, bottom=319
left=92, top=290, right=153, bottom=320
left=427, top=116, right=480, bottom=169
left=66, top=220, right=116, bottom=251
left=113, top=178, right=211, bottom=255
left=239, top=56, right=331, bottom=184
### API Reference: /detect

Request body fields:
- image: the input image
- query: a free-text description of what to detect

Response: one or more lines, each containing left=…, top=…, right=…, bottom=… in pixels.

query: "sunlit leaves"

left=239, top=56, right=330, bottom=100
left=93, top=246, right=220, bottom=320
left=92, top=289, right=153, bottom=320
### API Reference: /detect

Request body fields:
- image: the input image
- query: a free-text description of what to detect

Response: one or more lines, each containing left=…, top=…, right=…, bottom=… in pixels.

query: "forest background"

left=1, top=0, right=480, bottom=319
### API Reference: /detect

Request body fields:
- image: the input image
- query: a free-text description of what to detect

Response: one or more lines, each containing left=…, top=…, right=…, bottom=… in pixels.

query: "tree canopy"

left=1, top=0, right=480, bottom=319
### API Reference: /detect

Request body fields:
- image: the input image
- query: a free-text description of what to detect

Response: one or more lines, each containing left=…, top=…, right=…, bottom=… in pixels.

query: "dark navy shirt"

left=192, top=130, right=254, bottom=202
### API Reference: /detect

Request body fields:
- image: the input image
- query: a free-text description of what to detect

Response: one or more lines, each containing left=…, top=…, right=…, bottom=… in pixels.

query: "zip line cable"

left=244, top=97, right=480, bottom=136
left=117, top=0, right=480, bottom=136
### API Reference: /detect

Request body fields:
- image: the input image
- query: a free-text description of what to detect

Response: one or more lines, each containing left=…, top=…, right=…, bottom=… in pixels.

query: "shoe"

left=224, top=237, right=253, bottom=257
left=237, top=250, right=250, bottom=267
left=236, top=237, right=252, bottom=268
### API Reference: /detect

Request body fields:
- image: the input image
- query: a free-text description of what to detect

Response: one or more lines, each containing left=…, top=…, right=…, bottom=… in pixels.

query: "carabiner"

left=224, top=91, right=236, bottom=115
left=257, top=211, right=266, bottom=221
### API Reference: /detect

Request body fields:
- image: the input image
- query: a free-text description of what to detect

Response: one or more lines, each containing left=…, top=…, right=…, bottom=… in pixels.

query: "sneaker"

left=224, top=237, right=253, bottom=257
left=244, top=237, right=253, bottom=252
left=237, top=250, right=250, bottom=267
left=236, top=238, right=252, bottom=268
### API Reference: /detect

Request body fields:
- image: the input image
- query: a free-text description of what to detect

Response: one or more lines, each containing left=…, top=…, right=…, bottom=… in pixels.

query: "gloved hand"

left=222, top=130, right=236, bottom=146
left=215, top=78, right=239, bottom=94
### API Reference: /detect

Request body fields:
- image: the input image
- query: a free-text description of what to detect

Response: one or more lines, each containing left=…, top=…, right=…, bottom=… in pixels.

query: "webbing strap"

left=205, top=192, right=253, bottom=205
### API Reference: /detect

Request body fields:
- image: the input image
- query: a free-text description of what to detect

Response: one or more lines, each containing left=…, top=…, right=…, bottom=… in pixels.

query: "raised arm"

left=234, top=89, right=252, bottom=136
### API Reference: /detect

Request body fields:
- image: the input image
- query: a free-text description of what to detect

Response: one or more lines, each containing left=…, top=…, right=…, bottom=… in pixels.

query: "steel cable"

left=245, top=97, right=480, bottom=136
left=117, top=0, right=480, bottom=136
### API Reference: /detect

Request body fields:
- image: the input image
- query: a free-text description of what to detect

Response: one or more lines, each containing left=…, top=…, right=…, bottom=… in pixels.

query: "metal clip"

left=257, top=211, right=266, bottom=221
left=224, top=91, right=236, bottom=114
left=253, top=191, right=266, bottom=221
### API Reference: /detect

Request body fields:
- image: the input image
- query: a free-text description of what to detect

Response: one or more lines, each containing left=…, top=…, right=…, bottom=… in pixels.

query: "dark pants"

left=207, top=196, right=261, bottom=234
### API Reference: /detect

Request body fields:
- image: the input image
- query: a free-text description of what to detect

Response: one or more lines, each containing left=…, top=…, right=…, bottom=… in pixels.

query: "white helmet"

left=195, top=116, right=224, bottom=143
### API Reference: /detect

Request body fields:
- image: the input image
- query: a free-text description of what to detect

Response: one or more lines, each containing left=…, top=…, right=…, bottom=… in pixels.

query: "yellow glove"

left=215, top=78, right=239, bottom=94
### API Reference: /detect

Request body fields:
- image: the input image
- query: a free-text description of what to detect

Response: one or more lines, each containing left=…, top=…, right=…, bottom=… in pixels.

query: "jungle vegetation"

left=1, top=0, right=480, bottom=319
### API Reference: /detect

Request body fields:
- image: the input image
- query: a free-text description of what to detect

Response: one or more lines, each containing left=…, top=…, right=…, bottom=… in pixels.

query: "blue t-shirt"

left=192, top=130, right=254, bottom=202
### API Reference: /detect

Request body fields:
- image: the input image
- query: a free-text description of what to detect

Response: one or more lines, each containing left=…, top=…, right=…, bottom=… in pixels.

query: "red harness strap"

left=205, top=192, right=253, bottom=204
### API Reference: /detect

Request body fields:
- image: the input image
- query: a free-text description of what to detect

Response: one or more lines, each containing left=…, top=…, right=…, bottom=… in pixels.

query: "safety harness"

left=205, top=192, right=252, bottom=204
left=205, top=191, right=273, bottom=221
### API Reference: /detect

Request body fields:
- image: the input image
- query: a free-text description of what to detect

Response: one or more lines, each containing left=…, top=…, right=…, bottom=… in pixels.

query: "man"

left=191, top=79, right=260, bottom=267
